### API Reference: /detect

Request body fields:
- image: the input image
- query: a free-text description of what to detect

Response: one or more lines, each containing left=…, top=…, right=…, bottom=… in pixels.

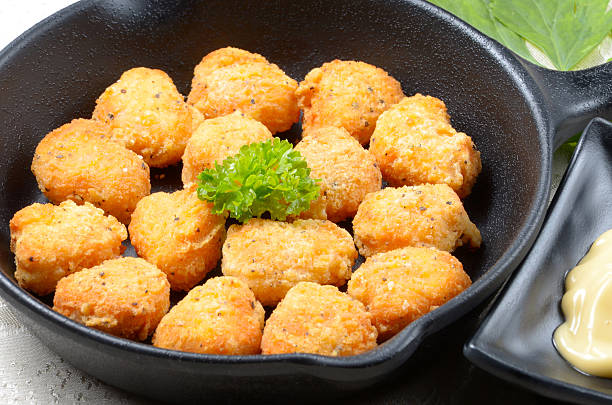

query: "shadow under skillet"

left=342, top=296, right=570, bottom=405
left=465, top=118, right=612, bottom=405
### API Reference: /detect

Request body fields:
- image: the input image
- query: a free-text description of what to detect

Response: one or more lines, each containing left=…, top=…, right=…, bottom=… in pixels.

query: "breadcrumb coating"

left=188, top=47, right=299, bottom=134
left=261, top=282, right=377, bottom=356
left=369, top=94, right=481, bottom=198
left=9, top=200, right=127, bottom=295
left=92, top=67, right=195, bottom=167
left=296, top=60, right=404, bottom=145
left=353, top=184, right=481, bottom=257
left=222, top=219, right=357, bottom=306
left=181, top=111, right=273, bottom=186
left=53, top=257, right=170, bottom=341
left=191, top=47, right=268, bottom=80
left=152, top=276, right=265, bottom=355
left=295, top=126, right=381, bottom=222
left=129, top=186, right=226, bottom=291
left=348, top=247, right=471, bottom=340
left=31, top=118, right=150, bottom=224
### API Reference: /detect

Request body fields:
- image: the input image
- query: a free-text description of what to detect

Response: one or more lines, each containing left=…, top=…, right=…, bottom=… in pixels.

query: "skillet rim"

left=0, top=0, right=554, bottom=371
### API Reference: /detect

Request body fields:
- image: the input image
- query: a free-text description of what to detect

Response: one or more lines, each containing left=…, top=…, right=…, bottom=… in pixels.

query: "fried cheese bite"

left=92, top=67, right=196, bottom=168
left=348, top=247, right=471, bottom=340
left=188, top=47, right=299, bottom=134
left=53, top=257, right=170, bottom=341
left=369, top=94, right=482, bottom=198
left=296, top=60, right=404, bottom=145
left=152, top=276, right=265, bottom=355
left=31, top=118, right=150, bottom=224
left=181, top=111, right=273, bottom=186
left=190, top=47, right=268, bottom=79
left=261, top=282, right=377, bottom=356
left=129, top=186, right=226, bottom=291
left=9, top=201, right=127, bottom=295
left=295, top=126, right=381, bottom=222
left=222, top=219, right=357, bottom=306
left=353, top=184, right=481, bottom=257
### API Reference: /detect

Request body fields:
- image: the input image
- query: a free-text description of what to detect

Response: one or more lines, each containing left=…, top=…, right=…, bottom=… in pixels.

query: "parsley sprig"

left=196, top=138, right=320, bottom=222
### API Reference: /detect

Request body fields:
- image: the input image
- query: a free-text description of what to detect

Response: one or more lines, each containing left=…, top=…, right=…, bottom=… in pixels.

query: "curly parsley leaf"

left=196, top=138, right=320, bottom=222
left=491, top=0, right=612, bottom=70
left=428, top=0, right=539, bottom=65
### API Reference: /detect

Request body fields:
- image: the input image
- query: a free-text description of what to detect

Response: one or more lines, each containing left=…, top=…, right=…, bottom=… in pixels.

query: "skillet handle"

left=522, top=62, right=612, bottom=150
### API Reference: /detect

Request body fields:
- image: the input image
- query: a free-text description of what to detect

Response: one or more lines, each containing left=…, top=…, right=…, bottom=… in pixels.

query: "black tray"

left=465, top=118, right=612, bottom=405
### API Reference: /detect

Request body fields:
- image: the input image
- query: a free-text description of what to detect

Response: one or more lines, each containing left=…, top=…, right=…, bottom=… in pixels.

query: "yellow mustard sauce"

left=554, top=229, right=612, bottom=377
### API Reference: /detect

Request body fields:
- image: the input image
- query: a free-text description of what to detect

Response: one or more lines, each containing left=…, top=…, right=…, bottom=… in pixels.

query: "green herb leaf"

left=558, top=133, right=581, bottom=157
left=428, top=0, right=539, bottom=65
left=562, top=133, right=582, bottom=152
left=196, top=138, right=320, bottom=222
left=491, top=0, right=612, bottom=70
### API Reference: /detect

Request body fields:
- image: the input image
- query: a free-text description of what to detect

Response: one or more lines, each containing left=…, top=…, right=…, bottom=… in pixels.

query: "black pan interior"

left=0, top=0, right=550, bottom=398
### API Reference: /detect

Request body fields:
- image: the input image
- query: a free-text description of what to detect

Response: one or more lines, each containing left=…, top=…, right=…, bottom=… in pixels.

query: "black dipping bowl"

left=465, top=118, right=612, bottom=405
left=0, top=0, right=611, bottom=402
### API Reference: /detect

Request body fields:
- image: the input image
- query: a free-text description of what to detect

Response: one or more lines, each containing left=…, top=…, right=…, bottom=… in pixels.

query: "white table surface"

left=0, top=1, right=605, bottom=404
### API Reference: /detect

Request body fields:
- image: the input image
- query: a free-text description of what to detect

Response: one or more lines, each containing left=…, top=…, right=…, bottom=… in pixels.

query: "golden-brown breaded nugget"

left=295, top=126, right=381, bottom=222
left=181, top=111, right=273, bottom=186
left=129, top=186, right=226, bottom=291
left=353, top=184, right=481, bottom=257
left=53, top=257, right=170, bottom=341
left=261, top=282, right=377, bottom=356
left=388, top=92, right=451, bottom=122
left=31, top=118, right=150, bottom=224
left=32, top=119, right=151, bottom=223
left=188, top=47, right=299, bottom=134
left=293, top=192, right=328, bottom=221
left=296, top=60, right=404, bottom=145
left=92, top=67, right=195, bottom=168
left=9, top=201, right=127, bottom=295
left=222, top=219, right=357, bottom=306
left=348, top=247, right=471, bottom=340
left=191, top=47, right=268, bottom=79
left=152, top=276, right=264, bottom=355
left=369, top=94, right=482, bottom=198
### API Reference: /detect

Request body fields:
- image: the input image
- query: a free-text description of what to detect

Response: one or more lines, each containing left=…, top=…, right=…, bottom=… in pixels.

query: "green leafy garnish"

left=558, top=133, right=582, bottom=155
left=428, top=0, right=538, bottom=65
left=491, top=0, right=612, bottom=71
left=196, top=138, right=320, bottom=222
left=428, top=0, right=612, bottom=71
left=556, top=133, right=581, bottom=159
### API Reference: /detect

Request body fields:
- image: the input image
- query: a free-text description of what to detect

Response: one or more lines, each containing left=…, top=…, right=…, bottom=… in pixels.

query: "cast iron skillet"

left=0, top=0, right=610, bottom=402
